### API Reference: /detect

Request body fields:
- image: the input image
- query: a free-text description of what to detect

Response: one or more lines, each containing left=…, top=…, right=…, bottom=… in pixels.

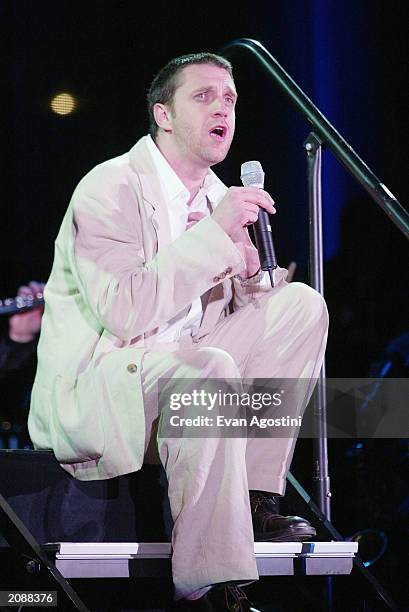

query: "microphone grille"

left=240, top=160, right=264, bottom=187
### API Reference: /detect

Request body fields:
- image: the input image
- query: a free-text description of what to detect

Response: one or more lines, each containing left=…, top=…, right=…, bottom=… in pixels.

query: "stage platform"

left=49, top=540, right=358, bottom=579
left=0, top=450, right=365, bottom=610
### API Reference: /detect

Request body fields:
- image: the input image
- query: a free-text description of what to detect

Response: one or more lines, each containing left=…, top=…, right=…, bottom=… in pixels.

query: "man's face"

left=164, top=63, right=237, bottom=167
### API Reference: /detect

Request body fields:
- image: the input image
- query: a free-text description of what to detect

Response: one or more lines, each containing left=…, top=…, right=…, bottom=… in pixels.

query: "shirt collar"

left=146, top=135, right=188, bottom=202
left=146, top=135, right=226, bottom=207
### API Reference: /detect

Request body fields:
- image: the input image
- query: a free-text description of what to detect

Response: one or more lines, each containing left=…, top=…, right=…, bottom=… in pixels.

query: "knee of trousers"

left=194, top=346, right=241, bottom=378
left=267, top=282, right=329, bottom=331
left=289, top=282, right=329, bottom=330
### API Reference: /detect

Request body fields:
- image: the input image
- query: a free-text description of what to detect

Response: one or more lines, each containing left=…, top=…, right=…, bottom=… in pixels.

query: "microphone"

left=240, top=160, right=277, bottom=286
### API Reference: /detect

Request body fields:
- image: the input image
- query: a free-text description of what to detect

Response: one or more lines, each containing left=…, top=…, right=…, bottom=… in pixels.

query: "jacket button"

left=127, top=363, right=138, bottom=374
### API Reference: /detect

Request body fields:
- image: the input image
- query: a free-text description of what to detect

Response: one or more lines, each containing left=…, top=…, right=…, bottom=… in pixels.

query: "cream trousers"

left=140, top=282, right=328, bottom=599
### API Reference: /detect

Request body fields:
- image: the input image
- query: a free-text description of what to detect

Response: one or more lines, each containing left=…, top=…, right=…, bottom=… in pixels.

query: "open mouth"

left=209, top=126, right=227, bottom=141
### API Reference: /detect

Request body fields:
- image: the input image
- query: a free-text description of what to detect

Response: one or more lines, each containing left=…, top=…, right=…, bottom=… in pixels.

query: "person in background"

left=0, top=281, right=44, bottom=377
left=0, top=281, right=44, bottom=448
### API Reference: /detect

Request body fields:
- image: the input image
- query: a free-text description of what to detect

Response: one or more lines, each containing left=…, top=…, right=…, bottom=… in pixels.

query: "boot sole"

left=254, top=526, right=317, bottom=542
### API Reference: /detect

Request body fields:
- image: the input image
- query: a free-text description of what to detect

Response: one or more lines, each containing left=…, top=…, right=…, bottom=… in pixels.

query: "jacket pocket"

left=50, top=371, right=105, bottom=463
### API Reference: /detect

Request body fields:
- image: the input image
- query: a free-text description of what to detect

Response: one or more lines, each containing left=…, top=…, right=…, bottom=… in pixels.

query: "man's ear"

left=153, top=103, right=173, bottom=133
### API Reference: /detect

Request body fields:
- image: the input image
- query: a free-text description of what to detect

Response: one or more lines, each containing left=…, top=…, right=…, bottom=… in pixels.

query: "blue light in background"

left=311, top=0, right=375, bottom=260
left=260, top=1, right=377, bottom=267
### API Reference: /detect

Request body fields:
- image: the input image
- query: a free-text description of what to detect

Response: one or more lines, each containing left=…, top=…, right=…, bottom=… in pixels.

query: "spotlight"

left=50, top=92, right=77, bottom=116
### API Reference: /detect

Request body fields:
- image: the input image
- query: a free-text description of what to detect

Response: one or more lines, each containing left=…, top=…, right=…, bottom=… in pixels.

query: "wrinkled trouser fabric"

left=140, top=282, right=328, bottom=599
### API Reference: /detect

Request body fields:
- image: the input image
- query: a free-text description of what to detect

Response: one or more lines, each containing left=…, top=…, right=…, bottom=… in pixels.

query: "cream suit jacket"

left=28, top=136, right=280, bottom=481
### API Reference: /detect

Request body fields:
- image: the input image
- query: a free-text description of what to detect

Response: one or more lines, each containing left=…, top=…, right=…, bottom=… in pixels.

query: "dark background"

left=1, top=0, right=408, bottom=608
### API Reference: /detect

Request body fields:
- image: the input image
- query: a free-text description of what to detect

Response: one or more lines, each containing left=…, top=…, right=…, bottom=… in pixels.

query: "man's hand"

left=212, top=187, right=276, bottom=278
left=9, top=281, right=45, bottom=343
left=211, top=186, right=276, bottom=242
left=186, top=211, right=207, bottom=230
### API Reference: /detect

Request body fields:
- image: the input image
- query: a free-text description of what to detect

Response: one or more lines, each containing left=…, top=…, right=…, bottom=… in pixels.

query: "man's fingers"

left=28, top=281, right=44, bottom=295
left=243, top=203, right=259, bottom=215
left=242, top=201, right=275, bottom=218
left=187, top=211, right=206, bottom=222
left=186, top=210, right=206, bottom=230
left=17, top=285, right=32, bottom=297
left=213, top=186, right=277, bottom=238
left=238, top=189, right=275, bottom=214
left=17, top=281, right=44, bottom=297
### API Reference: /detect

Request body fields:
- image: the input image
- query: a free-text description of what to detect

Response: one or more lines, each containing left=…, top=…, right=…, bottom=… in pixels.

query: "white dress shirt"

left=146, top=135, right=227, bottom=343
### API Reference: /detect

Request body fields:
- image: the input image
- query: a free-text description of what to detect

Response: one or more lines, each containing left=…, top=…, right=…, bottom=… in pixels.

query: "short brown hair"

left=147, top=52, right=233, bottom=139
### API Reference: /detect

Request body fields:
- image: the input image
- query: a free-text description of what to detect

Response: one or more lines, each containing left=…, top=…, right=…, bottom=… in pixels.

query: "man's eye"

left=196, top=92, right=207, bottom=100
left=225, top=96, right=235, bottom=105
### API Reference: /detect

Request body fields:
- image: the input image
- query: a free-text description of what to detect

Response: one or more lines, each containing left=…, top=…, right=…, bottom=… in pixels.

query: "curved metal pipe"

left=220, top=38, right=409, bottom=240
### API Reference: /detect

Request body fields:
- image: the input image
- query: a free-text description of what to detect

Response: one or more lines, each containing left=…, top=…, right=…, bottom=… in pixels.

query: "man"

left=28, top=53, right=328, bottom=611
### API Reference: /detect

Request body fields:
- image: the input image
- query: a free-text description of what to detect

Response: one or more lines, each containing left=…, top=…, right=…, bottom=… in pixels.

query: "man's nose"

left=211, top=98, right=229, bottom=116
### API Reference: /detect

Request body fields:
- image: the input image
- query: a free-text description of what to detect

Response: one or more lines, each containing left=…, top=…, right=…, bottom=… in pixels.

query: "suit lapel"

left=138, top=174, right=172, bottom=252
left=129, top=139, right=172, bottom=252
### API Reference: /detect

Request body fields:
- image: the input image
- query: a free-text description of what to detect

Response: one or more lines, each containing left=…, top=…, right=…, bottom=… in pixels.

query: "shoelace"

left=250, top=492, right=278, bottom=514
left=225, top=585, right=250, bottom=611
left=250, top=494, right=265, bottom=513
